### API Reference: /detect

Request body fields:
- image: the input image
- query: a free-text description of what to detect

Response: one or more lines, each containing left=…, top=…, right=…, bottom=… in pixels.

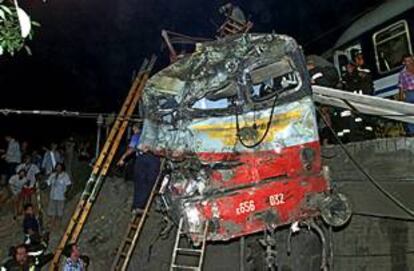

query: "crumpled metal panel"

left=140, top=33, right=328, bottom=241
left=141, top=96, right=318, bottom=155
left=140, top=34, right=312, bottom=154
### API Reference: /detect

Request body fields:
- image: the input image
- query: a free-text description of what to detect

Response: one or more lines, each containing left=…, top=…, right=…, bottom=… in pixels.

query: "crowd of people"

left=0, top=136, right=93, bottom=270
left=0, top=136, right=93, bottom=221
left=0, top=124, right=157, bottom=270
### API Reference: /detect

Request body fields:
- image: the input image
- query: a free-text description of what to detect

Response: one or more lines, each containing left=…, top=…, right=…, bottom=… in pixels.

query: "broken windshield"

left=248, top=58, right=302, bottom=103
left=250, top=70, right=301, bottom=102
left=190, top=58, right=302, bottom=111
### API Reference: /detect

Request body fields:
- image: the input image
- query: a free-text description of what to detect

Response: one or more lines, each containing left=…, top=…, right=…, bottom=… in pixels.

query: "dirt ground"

left=1, top=138, right=414, bottom=270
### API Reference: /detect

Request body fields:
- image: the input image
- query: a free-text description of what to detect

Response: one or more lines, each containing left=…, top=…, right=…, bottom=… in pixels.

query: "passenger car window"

left=373, top=21, right=412, bottom=73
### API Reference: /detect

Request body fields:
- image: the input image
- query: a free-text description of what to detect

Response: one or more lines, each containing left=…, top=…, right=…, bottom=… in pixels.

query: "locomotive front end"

left=139, top=33, right=333, bottom=242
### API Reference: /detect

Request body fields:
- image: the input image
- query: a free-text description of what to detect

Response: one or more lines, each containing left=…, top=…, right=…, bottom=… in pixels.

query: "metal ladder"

left=170, top=218, right=209, bottom=271
left=111, top=159, right=165, bottom=271
left=48, top=56, right=156, bottom=271
left=217, top=18, right=253, bottom=38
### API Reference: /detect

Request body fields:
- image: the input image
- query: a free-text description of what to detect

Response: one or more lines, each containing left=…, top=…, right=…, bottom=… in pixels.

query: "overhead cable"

left=0, top=108, right=143, bottom=122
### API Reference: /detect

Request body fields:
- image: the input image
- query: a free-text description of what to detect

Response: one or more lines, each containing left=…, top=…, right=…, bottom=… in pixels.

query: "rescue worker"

left=1, top=243, right=52, bottom=271
left=21, top=205, right=51, bottom=267
left=1, top=244, right=31, bottom=271
left=306, top=57, right=339, bottom=88
left=354, top=53, right=375, bottom=138
left=340, top=62, right=364, bottom=141
left=353, top=52, right=374, bottom=95
left=399, top=54, right=414, bottom=136
left=117, top=123, right=161, bottom=215
left=338, top=58, right=375, bottom=141
left=306, top=56, right=339, bottom=144
left=22, top=204, right=40, bottom=243
left=342, top=62, right=360, bottom=92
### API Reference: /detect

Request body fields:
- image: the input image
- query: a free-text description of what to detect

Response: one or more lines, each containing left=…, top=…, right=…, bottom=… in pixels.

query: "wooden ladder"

left=48, top=56, right=156, bottom=271
left=111, top=159, right=165, bottom=271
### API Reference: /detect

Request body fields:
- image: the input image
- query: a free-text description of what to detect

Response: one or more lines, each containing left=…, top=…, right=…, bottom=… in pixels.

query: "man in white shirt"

left=2, top=136, right=22, bottom=181
left=47, top=163, right=71, bottom=229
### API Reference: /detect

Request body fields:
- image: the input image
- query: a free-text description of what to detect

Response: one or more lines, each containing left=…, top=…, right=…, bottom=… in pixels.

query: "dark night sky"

left=0, top=0, right=383, bottom=142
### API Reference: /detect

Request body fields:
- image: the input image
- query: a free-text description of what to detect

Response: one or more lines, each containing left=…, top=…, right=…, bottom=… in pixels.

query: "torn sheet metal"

left=140, top=33, right=330, bottom=242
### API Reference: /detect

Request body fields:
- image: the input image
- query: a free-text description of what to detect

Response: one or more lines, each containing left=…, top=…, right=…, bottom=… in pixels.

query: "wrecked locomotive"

left=139, top=33, right=342, bottom=243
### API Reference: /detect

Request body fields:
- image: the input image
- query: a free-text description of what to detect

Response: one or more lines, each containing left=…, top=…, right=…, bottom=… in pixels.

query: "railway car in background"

left=327, top=0, right=414, bottom=97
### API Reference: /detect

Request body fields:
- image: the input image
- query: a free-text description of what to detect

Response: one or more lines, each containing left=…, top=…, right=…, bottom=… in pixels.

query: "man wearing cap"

left=353, top=53, right=374, bottom=95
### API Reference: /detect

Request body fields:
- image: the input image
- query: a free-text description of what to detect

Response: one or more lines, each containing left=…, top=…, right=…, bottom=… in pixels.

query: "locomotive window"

left=249, top=59, right=301, bottom=102
left=191, top=82, right=236, bottom=110
left=373, top=20, right=412, bottom=74
left=192, top=97, right=230, bottom=109
left=249, top=71, right=301, bottom=102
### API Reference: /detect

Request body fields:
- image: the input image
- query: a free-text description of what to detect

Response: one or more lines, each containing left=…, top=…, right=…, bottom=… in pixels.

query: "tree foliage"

left=0, top=0, right=39, bottom=56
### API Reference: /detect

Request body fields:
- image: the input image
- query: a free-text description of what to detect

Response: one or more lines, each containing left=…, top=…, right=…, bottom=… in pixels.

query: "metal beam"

left=312, top=85, right=414, bottom=124
left=314, top=95, right=414, bottom=124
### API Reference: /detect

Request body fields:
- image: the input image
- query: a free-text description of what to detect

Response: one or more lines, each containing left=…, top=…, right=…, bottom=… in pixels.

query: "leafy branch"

left=0, top=0, right=40, bottom=56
